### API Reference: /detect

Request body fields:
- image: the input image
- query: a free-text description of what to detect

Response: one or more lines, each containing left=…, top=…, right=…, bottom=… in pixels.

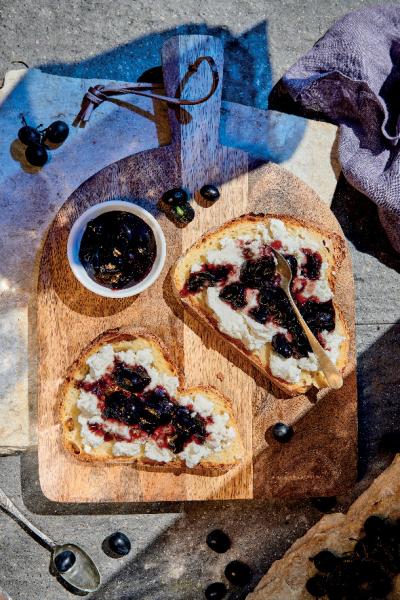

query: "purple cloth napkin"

left=269, top=5, right=400, bottom=253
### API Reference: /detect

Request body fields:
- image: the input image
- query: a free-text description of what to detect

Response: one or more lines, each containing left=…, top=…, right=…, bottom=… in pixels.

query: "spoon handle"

left=286, top=293, right=343, bottom=389
left=0, top=487, right=55, bottom=549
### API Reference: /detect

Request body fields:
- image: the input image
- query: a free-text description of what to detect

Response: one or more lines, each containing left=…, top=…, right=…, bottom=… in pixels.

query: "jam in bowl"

left=67, top=201, right=166, bottom=298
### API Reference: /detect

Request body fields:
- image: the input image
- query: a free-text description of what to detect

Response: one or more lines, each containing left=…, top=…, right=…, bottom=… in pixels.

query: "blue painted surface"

left=40, top=23, right=271, bottom=108
left=37, top=22, right=305, bottom=163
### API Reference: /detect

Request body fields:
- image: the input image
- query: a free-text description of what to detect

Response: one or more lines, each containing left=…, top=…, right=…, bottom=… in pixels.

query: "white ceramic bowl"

left=67, top=200, right=166, bottom=298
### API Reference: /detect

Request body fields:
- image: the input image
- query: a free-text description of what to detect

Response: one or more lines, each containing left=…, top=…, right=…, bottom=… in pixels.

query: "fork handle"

left=286, top=295, right=343, bottom=389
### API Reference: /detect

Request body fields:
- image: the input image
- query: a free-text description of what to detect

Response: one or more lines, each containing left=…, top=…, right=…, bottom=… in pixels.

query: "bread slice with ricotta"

left=173, top=213, right=350, bottom=396
left=60, top=328, right=244, bottom=474
left=248, top=456, right=400, bottom=599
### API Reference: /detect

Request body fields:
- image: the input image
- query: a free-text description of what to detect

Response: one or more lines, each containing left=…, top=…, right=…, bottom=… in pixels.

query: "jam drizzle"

left=181, top=263, right=234, bottom=296
left=300, top=248, right=322, bottom=280
left=79, top=359, right=212, bottom=453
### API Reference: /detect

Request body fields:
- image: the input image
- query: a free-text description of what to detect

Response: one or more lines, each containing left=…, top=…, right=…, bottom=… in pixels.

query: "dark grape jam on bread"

left=79, top=211, right=156, bottom=289
left=175, top=217, right=348, bottom=388
left=182, top=251, right=334, bottom=360
left=79, top=359, right=209, bottom=453
left=71, top=342, right=240, bottom=467
left=306, top=515, right=399, bottom=598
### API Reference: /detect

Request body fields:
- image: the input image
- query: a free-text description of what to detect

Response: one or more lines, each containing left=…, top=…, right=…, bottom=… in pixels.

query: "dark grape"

left=114, top=363, right=151, bottom=393
left=162, top=188, right=188, bottom=206
left=364, top=515, right=390, bottom=540
left=224, top=560, right=252, bottom=586
left=305, top=574, right=327, bottom=597
left=171, top=203, right=195, bottom=224
left=312, top=550, right=340, bottom=573
left=206, top=529, right=231, bottom=553
left=106, top=531, right=131, bottom=557
left=103, top=391, right=143, bottom=425
left=271, top=333, right=293, bottom=358
left=219, top=282, right=247, bottom=310
left=18, top=125, right=40, bottom=145
left=204, top=582, right=227, bottom=599
left=54, top=550, right=76, bottom=573
left=25, top=143, right=48, bottom=167
left=272, top=422, right=293, bottom=443
left=200, top=184, right=220, bottom=202
left=45, top=120, right=69, bottom=144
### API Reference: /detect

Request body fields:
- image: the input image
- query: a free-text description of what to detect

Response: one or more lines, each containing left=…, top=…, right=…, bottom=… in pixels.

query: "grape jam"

left=182, top=244, right=336, bottom=359
left=79, top=211, right=157, bottom=289
left=78, top=359, right=210, bottom=453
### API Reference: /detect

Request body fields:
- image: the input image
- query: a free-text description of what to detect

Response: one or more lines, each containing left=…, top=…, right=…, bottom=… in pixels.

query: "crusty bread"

left=60, top=328, right=244, bottom=475
left=248, top=456, right=400, bottom=599
left=173, top=213, right=350, bottom=396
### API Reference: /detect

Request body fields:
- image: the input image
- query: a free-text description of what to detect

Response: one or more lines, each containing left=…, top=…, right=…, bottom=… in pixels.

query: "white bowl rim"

left=67, top=200, right=167, bottom=298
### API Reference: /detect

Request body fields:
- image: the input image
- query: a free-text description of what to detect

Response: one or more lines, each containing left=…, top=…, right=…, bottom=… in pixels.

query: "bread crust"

left=60, top=328, right=244, bottom=475
left=248, top=456, right=400, bottom=599
left=172, top=213, right=350, bottom=396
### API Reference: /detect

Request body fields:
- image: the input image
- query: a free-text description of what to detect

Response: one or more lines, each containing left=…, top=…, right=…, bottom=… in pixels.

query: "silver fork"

left=271, top=248, right=343, bottom=390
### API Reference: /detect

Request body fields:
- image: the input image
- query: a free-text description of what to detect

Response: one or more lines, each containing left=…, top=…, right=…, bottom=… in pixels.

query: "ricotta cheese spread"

left=179, top=393, right=214, bottom=417
left=207, top=287, right=286, bottom=352
left=175, top=392, right=237, bottom=465
left=144, top=440, right=174, bottom=463
left=301, top=278, right=332, bottom=302
left=269, top=219, right=320, bottom=256
left=77, top=347, right=236, bottom=467
left=269, top=328, right=344, bottom=383
left=192, top=218, right=345, bottom=384
left=86, top=344, right=114, bottom=380
left=179, top=441, right=211, bottom=469
left=206, top=412, right=236, bottom=452
left=323, top=329, right=345, bottom=365
left=207, top=237, right=244, bottom=266
left=145, top=366, right=180, bottom=397
left=77, top=390, right=100, bottom=417
left=78, top=415, right=104, bottom=449
left=113, top=440, right=142, bottom=457
left=269, top=351, right=319, bottom=384
left=115, top=347, right=153, bottom=369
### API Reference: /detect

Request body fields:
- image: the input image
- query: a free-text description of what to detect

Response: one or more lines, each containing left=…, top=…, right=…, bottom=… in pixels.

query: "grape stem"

left=19, top=113, right=44, bottom=131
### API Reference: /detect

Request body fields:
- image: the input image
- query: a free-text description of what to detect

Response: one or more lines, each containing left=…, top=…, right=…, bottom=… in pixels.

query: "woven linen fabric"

left=269, top=5, right=400, bottom=253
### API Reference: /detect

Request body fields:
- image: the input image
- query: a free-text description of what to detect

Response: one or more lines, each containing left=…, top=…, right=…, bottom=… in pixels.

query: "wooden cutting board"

left=37, top=35, right=357, bottom=502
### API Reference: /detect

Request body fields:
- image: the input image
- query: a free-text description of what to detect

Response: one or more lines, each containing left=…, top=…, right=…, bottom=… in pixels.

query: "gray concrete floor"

left=0, top=1, right=399, bottom=599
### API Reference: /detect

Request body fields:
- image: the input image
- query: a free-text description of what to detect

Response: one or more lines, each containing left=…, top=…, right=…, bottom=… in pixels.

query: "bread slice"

left=60, top=328, right=244, bottom=474
left=173, top=213, right=350, bottom=396
left=248, top=456, right=400, bottom=599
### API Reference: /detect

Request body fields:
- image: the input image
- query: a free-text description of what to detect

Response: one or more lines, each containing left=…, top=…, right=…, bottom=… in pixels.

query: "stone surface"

left=0, top=451, right=327, bottom=600
left=0, top=1, right=398, bottom=599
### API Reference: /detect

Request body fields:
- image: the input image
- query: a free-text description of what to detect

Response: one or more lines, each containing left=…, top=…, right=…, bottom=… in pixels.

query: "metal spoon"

left=0, top=487, right=101, bottom=593
left=271, top=247, right=343, bottom=390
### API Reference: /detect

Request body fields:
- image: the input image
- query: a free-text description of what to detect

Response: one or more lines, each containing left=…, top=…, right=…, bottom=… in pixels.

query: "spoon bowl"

left=0, top=487, right=101, bottom=594
left=52, top=544, right=101, bottom=593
